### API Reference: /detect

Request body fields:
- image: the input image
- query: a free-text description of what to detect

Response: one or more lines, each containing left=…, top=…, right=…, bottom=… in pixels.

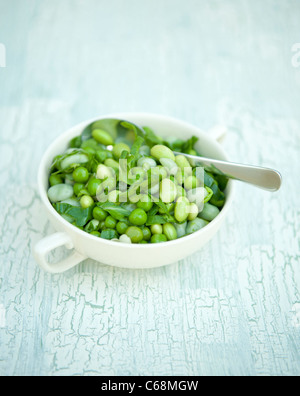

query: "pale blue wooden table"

left=0, top=0, right=299, bottom=376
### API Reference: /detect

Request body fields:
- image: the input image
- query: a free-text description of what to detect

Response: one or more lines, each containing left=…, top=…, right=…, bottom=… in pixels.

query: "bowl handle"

left=207, top=125, right=227, bottom=143
left=33, top=232, right=86, bottom=273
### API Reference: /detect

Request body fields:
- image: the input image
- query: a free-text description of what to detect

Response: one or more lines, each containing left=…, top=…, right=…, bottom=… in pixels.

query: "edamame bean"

left=160, top=179, right=177, bottom=203
left=186, top=218, right=208, bottom=234
left=174, top=196, right=190, bottom=222
left=104, top=158, right=120, bottom=172
left=187, top=203, right=199, bottom=221
left=137, top=157, right=157, bottom=170
left=184, top=175, right=200, bottom=190
left=60, top=152, right=89, bottom=170
left=174, top=221, right=187, bottom=238
left=48, top=184, right=74, bottom=203
left=150, top=145, right=175, bottom=161
left=92, top=129, right=114, bottom=146
left=199, top=203, right=220, bottom=221
left=175, top=155, right=192, bottom=171
left=163, top=223, right=177, bottom=241
left=187, top=187, right=208, bottom=209
left=119, top=234, right=132, bottom=244
left=142, top=226, right=151, bottom=241
left=159, top=158, right=178, bottom=175
left=112, top=143, right=130, bottom=159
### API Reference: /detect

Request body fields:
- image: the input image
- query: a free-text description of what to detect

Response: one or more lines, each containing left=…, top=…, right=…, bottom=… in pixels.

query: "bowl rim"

left=38, top=112, right=234, bottom=249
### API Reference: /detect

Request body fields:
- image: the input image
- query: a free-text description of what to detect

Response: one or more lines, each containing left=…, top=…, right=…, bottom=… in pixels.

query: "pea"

left=112, top=143, right=130, bottom=159
left=163, top=223, right=177, bottom=241
left=49, top=174, right=63, bottom=186
left=72, top=166, right=89, bottom=183
left=126, top=226, right=144, bottom=243
left=92, top=129, right=114, bottom=146
left=80, top=195, right=94, bottom=208
left=137, top=195, right=153, bottom=212
left=105, top=216, right=117, bottom=229
left=90, top=231, right=101, bottom=237
left=151, top=145, right=175, bottom=161
left=129, top=208, right=147, bottom=226
left=142, top=226, right=151, bottom=241
left=93, top=207, right=108, bottom=221
left=151, top=234, right=167, bottom=243
left=116, top=221, right=128, bottom=235
left=73, top=183, right=85, bottom=196
left=151, top=224, right=163, bottom=234
left=87, top=178, right=102, bottom=196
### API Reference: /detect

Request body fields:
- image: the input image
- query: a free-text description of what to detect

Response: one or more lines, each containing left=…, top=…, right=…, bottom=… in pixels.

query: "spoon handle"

left=173, top=152, right=282, bottom=192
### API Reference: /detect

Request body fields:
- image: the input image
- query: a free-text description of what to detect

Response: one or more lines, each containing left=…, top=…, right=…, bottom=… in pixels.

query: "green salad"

left=47, top=122, right=228, bottom=244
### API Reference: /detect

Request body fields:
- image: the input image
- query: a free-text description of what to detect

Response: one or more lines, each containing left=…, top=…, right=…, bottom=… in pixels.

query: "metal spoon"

left=83, top=118, right=282, bottom=192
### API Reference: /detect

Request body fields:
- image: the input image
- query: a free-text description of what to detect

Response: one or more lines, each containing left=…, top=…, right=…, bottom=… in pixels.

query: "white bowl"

left=33, top=113, right=234, bottom=273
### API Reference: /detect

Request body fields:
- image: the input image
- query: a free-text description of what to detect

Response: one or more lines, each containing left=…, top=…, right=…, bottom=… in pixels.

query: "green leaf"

left=54, top=203, right=93, bottom=227
left=143, top=126, right=162, bottom=147
left=97, top=202, right=131, bottom=221
left=101, top=229, right=119, bottom=240
left=182, top=136, right=199, bottom=153
left=146, top=215, right=168, bottom=226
